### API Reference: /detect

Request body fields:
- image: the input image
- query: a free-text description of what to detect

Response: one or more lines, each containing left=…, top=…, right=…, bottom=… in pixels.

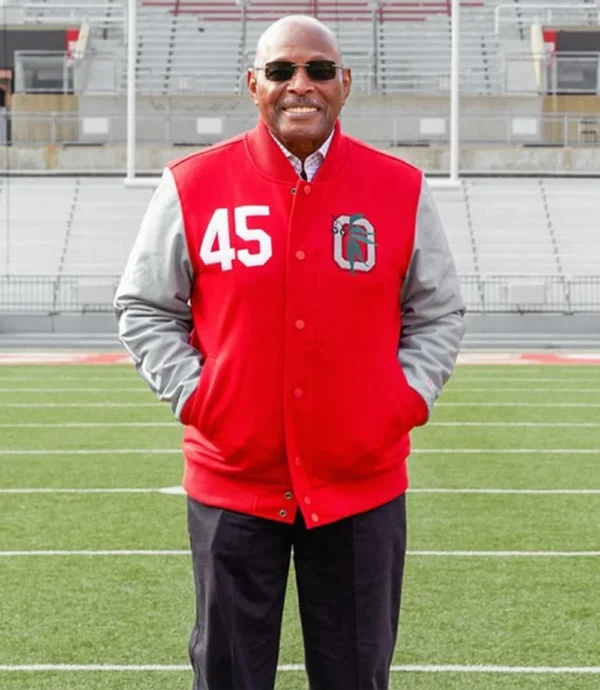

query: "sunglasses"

left=255, top=60, right=342, bottom=82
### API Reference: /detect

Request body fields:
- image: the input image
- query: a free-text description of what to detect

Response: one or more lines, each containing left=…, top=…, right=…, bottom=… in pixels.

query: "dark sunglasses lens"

left=265, top=62, right=295, bottom=82
left=306, top=61, right=337, bottom=80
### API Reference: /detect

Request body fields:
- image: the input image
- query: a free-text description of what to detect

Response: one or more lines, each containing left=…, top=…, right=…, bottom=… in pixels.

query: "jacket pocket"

left=181, top=355, right=216, bottom=429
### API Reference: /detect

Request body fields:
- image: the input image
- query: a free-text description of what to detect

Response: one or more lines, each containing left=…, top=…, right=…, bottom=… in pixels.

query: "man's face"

left=248, top=23, right=352, bottom=159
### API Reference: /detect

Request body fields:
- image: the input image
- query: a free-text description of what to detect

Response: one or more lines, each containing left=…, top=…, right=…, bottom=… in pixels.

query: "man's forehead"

left=257, top=21, right=340, bottom=62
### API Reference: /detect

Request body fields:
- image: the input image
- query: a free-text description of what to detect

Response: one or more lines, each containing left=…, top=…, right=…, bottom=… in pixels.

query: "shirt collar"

left=270, top=129, right=334, bottom=173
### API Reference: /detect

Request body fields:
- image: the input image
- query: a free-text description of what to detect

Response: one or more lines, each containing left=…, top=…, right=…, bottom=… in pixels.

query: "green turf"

left=0, top=362, right=599, bottom=690
left=0, top=673, right=595, bottom=690
left=2, top=493, right=599, bottom=551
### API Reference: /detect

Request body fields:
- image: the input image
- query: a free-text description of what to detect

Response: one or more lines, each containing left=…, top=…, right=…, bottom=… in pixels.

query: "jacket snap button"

left=304, top=496, right=311, bottom=506
left=311, top=513, right=319, bottom=523
left=280, top=509, right=287, bottom=518
left=285, top=491, right=293, bottom=500
left=295, top=319, right=305, bottom=330
left=290, top=187, right=296, bottom=194
left=294, top=388, right=304, bottom=399
left=304, top=186, right=311, bottom=195
left=295, top=250, right=305, bottom=260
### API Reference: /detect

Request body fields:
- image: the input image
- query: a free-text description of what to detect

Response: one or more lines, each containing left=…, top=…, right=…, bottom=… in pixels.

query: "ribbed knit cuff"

left=180, top=389, right=197, bottom=426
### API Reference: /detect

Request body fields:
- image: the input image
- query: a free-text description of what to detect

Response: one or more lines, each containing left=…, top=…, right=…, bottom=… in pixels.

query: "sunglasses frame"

left=254, top=60, right=344, bottom=82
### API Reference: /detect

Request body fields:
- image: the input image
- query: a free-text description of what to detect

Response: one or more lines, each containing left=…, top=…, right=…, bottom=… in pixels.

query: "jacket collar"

left=245, top=118, right=348, bottom=184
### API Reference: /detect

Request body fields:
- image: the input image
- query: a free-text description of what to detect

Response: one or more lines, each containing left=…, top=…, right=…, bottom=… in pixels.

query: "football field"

left=1, top=362, right=599, bottom=690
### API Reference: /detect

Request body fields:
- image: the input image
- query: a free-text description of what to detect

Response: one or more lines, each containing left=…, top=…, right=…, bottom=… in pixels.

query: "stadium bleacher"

left=89, top=0, right=523, bottom=95
left=1, top=176, right=598, bottom=295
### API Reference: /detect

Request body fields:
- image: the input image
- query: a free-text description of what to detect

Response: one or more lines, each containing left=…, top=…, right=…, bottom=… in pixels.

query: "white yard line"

left=442, top=383, right=600, bottom=394
left=2, top=402, right=600, bottom=409
left=429, top=422, right=600, bottom=427
left=0, top=386, right=597, bottom=393
left=1, top=448, right=598, bottom=456
left=438, top=402, right=600, bottom=407
left=0, top=423, right=177, bottom=428
left=1, top=487, right=599, bottom=496
left=0, top=488, right=159, bottom=494
left=408, top=488, right=600, bottom=495
left=454, top=376, right=600, bottom=383
left=0, top=663, right=599, bottom=674
left=0, top=387, right=146, bottom=393
left=0, top=550, right=598, bottom=558
left=0, top=403, right=159, bottom=408
left=0, top=377, right=138, bottom=383
left=0, top=421, right=596, bottom=429
left=412, top=449, right=599, bottom=454
left=0, top=449, right=180, bottom=455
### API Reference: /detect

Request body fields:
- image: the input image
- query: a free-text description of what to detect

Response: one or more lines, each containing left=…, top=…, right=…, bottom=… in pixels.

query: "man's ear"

left=248, top=69, right=258, bottom=105
left=342, top=67, right=352, bottom=105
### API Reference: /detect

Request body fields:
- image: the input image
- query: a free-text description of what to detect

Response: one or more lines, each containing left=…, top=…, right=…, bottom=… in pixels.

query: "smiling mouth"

left=284, top=106, right=319, bottom=114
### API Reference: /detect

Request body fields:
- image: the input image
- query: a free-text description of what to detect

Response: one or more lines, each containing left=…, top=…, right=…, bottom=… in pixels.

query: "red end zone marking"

left=458, top=353, right=600, bottom=365
left=0, top=353, right=131, bottom=366
left=1, top=352, right=600, bottom=366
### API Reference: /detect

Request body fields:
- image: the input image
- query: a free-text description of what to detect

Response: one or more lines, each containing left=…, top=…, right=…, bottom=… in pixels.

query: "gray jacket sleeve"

left=399, top=177, right=466, bottom=416
left=113, top=168, right=201, bottom=420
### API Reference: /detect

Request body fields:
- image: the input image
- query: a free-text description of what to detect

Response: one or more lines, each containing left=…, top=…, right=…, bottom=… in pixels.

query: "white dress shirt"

left=271, top=130, right=334, bottom=181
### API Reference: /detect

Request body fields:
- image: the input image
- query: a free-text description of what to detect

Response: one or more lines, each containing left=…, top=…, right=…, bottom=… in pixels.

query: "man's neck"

left=271, top=131, right=334, bottom=161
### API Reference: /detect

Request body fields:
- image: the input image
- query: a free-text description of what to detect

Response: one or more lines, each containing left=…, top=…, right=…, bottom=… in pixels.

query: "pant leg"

left=187, top=497, right=292, bottom=690
left=293, top=494, right=407, bottom=690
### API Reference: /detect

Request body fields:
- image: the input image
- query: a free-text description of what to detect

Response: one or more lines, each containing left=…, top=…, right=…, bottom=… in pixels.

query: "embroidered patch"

left=331, top=213, right=376, bottom=274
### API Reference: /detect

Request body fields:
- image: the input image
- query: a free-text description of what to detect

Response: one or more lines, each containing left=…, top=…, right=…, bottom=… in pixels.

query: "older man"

left=114, top=14, right=465, bottom=690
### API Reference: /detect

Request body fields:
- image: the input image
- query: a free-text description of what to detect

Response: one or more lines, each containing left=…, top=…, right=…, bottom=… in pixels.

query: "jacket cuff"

left=179, top=389, right=197, bottom=426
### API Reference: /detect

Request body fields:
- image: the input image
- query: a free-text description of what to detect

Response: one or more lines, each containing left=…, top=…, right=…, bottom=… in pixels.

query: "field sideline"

left=0, top=355, right=599, bottom=690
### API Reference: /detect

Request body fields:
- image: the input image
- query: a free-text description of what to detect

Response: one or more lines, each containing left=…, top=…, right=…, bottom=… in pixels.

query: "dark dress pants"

left=187, top=493, right=407, bottom=690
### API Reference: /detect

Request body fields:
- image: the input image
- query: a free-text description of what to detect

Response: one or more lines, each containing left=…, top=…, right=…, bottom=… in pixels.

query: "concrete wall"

left=2, top=313, right=599, bottom=350
left=3, top=143, right=600, bottom=174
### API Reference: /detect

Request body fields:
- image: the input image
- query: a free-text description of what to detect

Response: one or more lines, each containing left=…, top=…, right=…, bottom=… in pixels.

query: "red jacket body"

left=169, top=120, right=427, bottom=528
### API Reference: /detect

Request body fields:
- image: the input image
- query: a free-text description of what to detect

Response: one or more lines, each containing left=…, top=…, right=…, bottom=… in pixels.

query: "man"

left=114, top=14, right=465, bottom=690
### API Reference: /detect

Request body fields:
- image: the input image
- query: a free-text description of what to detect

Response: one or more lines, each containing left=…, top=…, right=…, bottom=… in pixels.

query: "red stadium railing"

left=141, top=0, right=484, bottom=22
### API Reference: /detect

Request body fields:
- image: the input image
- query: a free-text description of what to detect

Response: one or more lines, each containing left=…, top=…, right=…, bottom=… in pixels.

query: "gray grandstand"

left=1, top=0, right=600, bottom=348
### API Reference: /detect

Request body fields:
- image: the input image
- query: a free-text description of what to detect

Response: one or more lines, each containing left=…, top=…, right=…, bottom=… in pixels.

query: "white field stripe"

left=0, top=449, right=180, bottom=456
left=0, top=664, right=599, bottom=674
left=1, top=448, right=598, bottom=456
left=413, top=449, right=599, bottom=454
left=2, top=386, right=595, bottom=394
left=429, top=421, right=600, bottom=428
left=0, top=488, right=159, bottom=494
left=442, top=383, right=600, bottom=393
left=454, top=376, right=600, bottom=383
left=408, top=488, right=600, bottom=495
left=0, top=387, right=145, bottom=393
left=437, top=402, right=600, bottom=407
left=0, top=403, right=159, bottom=408
left=0, top=550, right=599, bottom=558
left=1, top=487, right=599, bottom=496
left=0, top=377, right=138, bottom=383
left=0, top=421, right=595, bottom=430
left=0, top=422, right=178, bottom=428
left=2, top=402, right=600, bottom=409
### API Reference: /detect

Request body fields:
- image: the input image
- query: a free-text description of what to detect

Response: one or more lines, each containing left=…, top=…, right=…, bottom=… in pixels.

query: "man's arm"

left=114, top=168, right=200, bottom=422
left=399, top=176, right=466, bottom=426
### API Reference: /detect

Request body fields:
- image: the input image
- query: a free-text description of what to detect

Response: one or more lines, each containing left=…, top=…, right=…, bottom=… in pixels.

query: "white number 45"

left=199, top=206, right=272, bottom=271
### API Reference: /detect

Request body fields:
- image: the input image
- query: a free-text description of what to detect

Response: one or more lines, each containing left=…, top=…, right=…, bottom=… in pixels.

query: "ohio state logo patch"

left=331, top=213, right=376, bottom=274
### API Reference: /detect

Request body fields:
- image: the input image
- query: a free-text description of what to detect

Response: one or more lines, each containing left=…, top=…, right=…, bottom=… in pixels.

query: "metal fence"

left=5, top=110, right=600, bottom=148
left=1, top=274, right=599, bottom=314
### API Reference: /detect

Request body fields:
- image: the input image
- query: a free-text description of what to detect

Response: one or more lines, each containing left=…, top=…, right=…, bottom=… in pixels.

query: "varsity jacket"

left=114, top=119, right=466, bottom=528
